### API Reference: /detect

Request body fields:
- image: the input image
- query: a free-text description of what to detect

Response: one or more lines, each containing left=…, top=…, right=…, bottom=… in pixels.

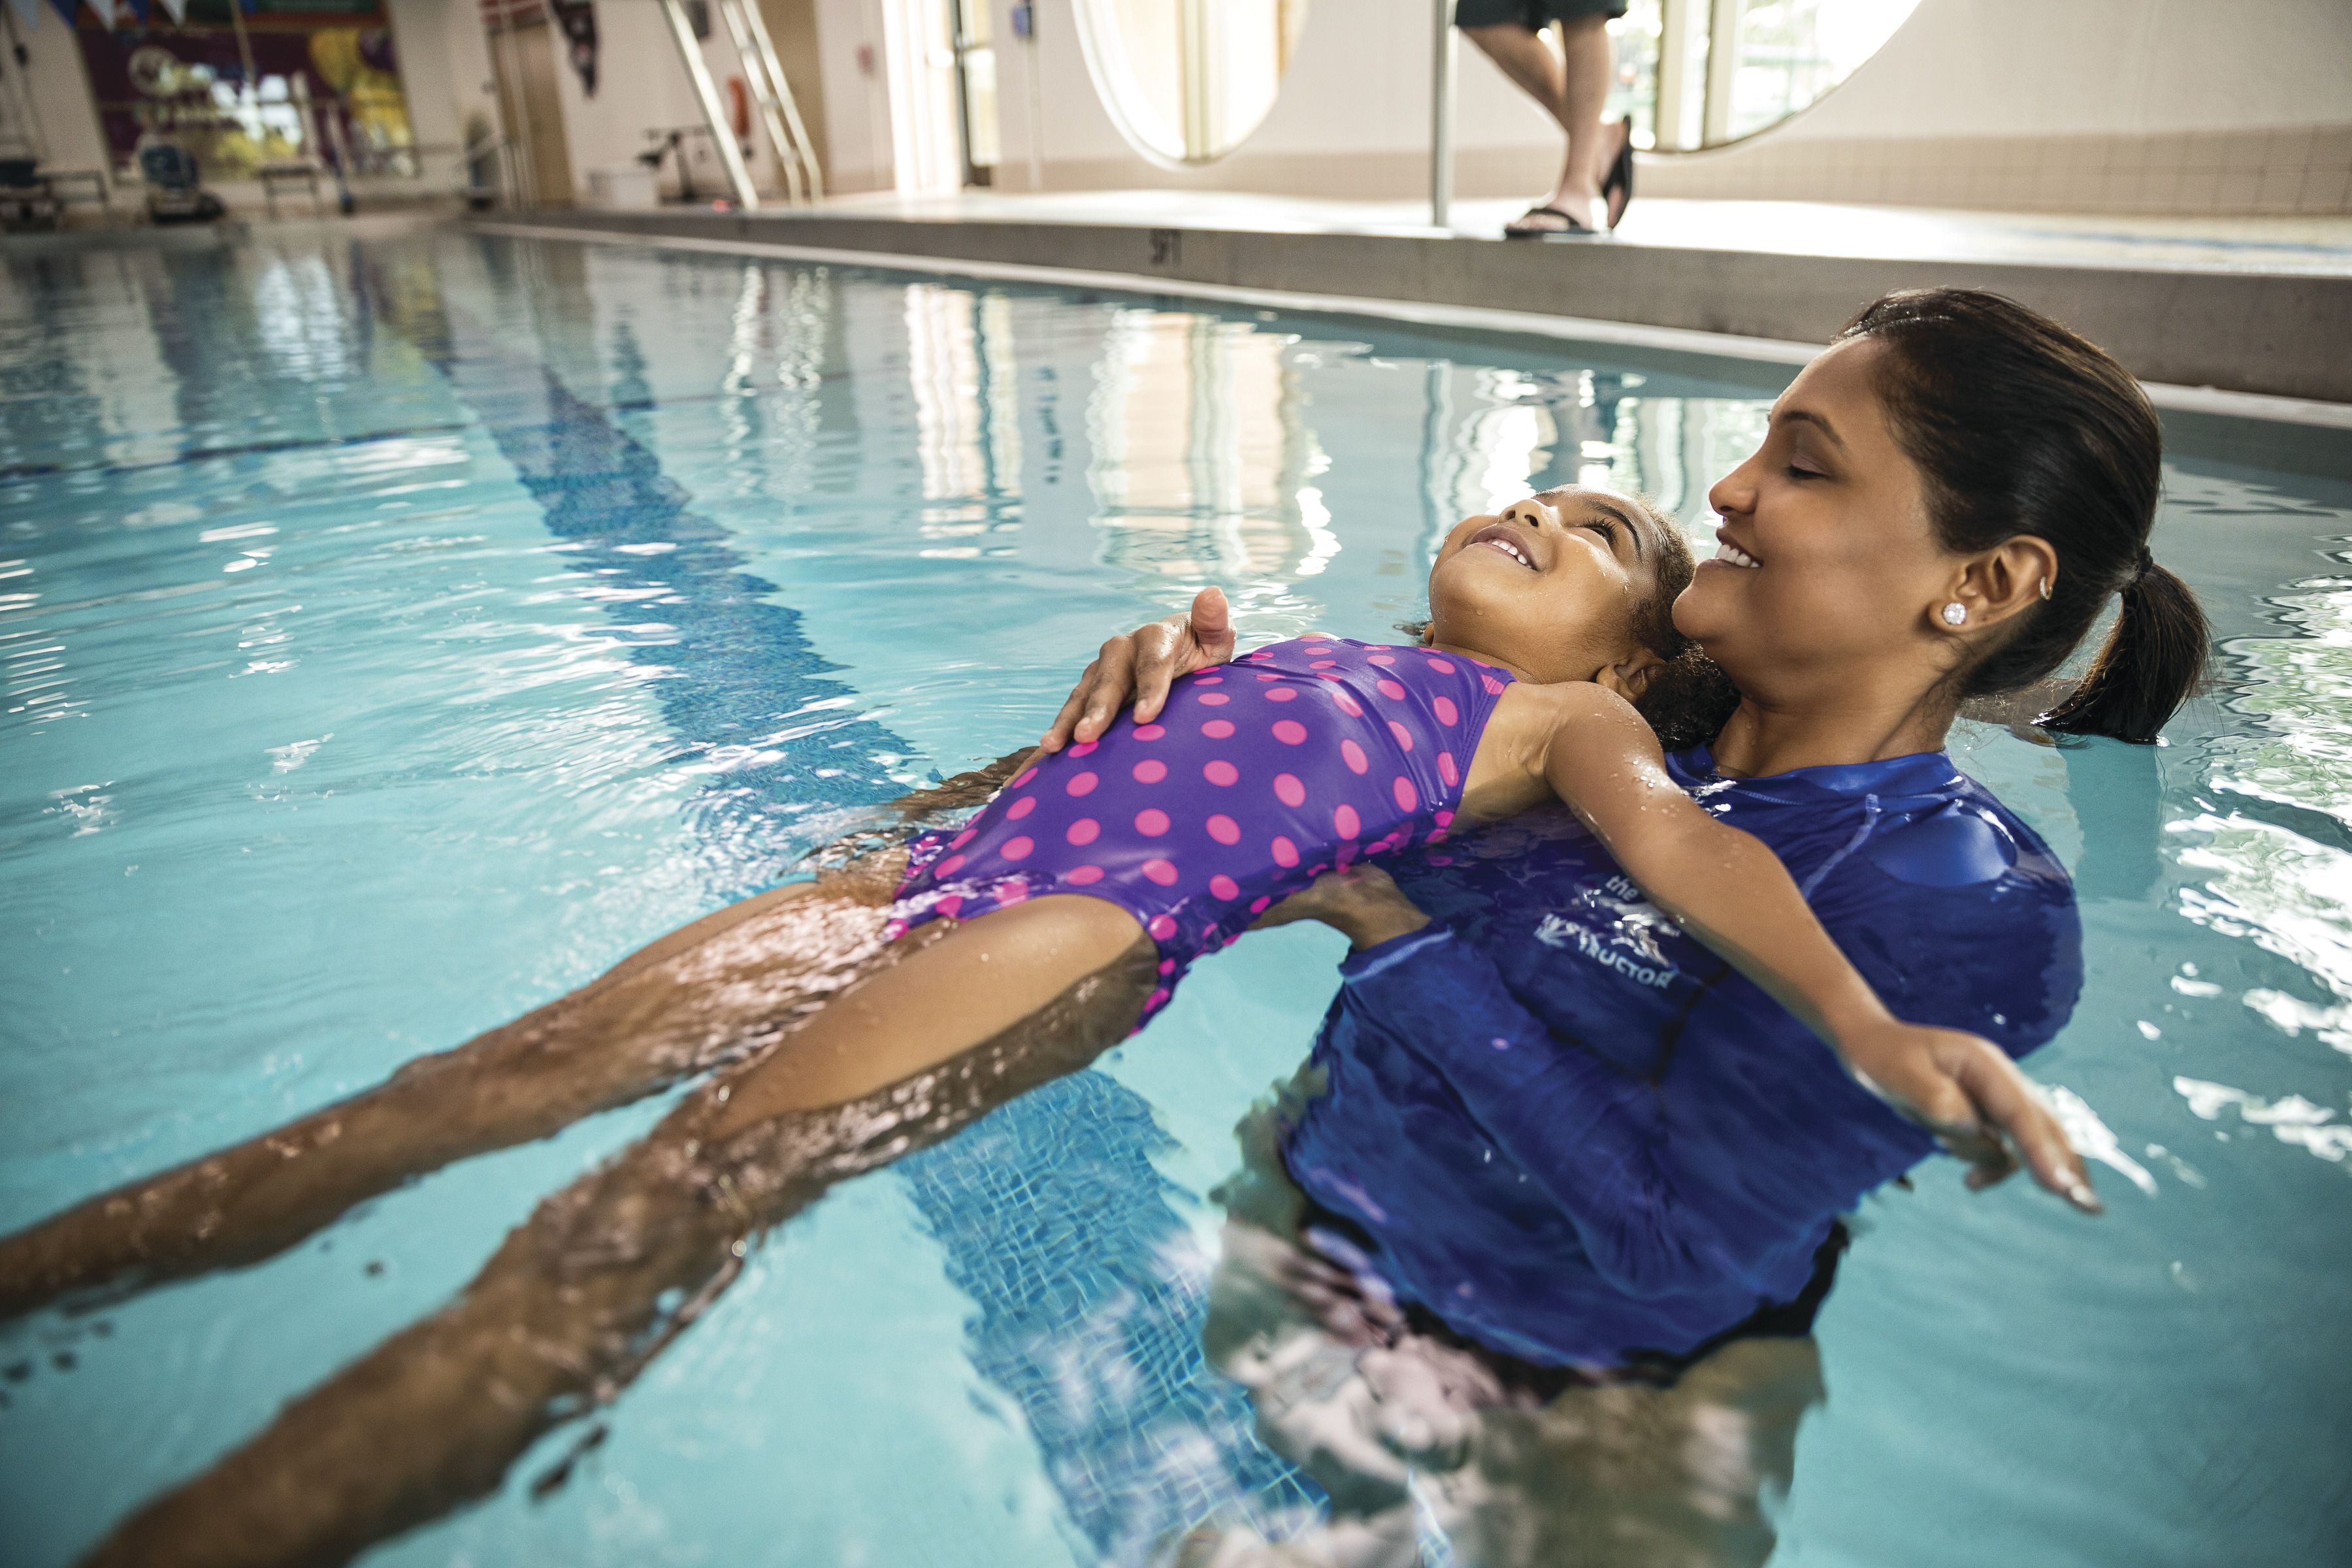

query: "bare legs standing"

left=1461, top=7, right=1631, bottom=236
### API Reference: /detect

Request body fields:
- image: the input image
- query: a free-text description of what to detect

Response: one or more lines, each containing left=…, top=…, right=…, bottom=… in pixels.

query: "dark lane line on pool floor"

left=355, top=239, right=1318, bottom=1557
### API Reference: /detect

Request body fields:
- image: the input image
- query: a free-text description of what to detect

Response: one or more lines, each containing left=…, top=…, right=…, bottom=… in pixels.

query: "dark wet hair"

left=1837, top=287, right=2208, bottom=743
left=1624, top=512, right=1742, bottom=751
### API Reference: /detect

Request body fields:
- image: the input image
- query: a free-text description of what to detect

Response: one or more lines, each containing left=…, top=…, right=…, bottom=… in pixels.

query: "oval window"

left=1073, top=0, right=1311, bottom=166
left=1608, top=0, right=1923, bottom=152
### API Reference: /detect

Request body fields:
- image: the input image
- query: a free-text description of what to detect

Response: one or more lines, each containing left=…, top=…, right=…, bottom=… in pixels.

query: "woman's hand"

left=1038, top=586, right=1237, bottom=754
left=1840, top=1022, right=2102, bottom=1214
left=1252, top=864, right=1432, bottom=951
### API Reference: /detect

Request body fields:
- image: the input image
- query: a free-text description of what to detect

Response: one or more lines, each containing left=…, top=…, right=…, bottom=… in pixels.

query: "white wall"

left=817, top=0, right=2350, bottom=214
left=387, top=0, right=500, bottom=189
left=1645, top=0, right=2352, bottom=213
left=1775, top=0, right=2352, bottom=140
left=12, top=3, right=114, bottom=182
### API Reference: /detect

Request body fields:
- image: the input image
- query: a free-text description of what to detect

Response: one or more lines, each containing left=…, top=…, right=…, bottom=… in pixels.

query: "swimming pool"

left=1, top=225, right=2347, bottom=1565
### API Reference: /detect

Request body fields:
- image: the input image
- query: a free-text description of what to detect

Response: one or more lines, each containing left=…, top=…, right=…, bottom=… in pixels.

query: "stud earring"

left=1940, top=602, right=1968, bottom=627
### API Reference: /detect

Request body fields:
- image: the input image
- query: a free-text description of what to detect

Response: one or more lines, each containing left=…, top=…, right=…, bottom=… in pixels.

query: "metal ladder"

left=715, top=0, right=824, bottom=204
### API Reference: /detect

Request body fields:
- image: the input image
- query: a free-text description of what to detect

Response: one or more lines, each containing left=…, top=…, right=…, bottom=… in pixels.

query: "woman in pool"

left=23, top=289, right=2202, bottom=1568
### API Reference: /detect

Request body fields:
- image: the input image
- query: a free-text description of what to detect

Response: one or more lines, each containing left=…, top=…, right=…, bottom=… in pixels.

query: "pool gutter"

left=465, top=208, right=2352, bottom=423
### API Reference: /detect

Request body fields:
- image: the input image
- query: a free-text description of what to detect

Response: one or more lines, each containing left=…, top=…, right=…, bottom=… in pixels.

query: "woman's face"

left=1424, top=486, right=1669, bottom=686
left=1678, top=338, right=1949, bottom=702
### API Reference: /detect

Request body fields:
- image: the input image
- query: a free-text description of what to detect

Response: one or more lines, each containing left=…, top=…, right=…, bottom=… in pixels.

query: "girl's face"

left=1424, top=486, right=1670, bottom=687
left=1677, top=338, right=1948, bottom=704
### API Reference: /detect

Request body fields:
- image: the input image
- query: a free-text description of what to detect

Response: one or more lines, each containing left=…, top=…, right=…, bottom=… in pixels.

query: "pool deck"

left=468, top=191, right=2352, bottom=412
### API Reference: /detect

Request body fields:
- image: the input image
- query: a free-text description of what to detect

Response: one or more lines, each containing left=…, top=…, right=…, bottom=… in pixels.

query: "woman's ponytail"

left=2038, top=559, right=2209, bottom=744
left=1839, top=287, right=2212, bottom=745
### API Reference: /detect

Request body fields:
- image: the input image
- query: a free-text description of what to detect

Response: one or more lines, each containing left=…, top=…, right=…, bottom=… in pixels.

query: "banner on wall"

left=551, top=0, right=595, bottom=97
left=71, top=1, right=416, bottom=178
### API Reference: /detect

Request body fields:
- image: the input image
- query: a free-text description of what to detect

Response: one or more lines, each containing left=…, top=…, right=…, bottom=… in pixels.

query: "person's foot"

left=1504, top=201, right=1597, bottom=239
left=1601, top=119, right=1636, bottom=230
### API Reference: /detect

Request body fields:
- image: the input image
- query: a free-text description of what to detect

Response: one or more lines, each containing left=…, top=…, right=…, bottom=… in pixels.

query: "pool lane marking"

left=361, top=266, right=1320, bottom=1546
left=470, top=221, right=2352, bottom=433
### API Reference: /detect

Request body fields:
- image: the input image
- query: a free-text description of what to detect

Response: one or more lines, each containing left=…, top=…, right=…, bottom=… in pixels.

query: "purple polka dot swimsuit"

left=892, top=636, right=1516, bottom=1029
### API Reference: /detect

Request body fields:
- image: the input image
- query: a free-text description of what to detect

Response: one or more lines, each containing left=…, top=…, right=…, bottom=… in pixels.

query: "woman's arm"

left=1523, top=684, right=2097, bottom=1212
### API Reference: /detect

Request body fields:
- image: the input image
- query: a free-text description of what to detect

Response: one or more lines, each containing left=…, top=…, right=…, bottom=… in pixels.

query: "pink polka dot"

left=1335, top=804, right=1360, bottom=839
left=1428, top=853, right=1456, bottom=866
left=1341, top=739, right=1369, bottom=774
left=1207, top=813, right=1241, bottom=844
left=1482, top=675, right=1507, bottom=695
left=1159, top=958, right=1177, bottom=975
left=1135, top=808, right=1171, bottom=837
left=1393, top=777, right=1418, bottom=811
left=1377, top=679, right=1407, bottom=701
left=1203, top=759, right=1239, bottom=787
left=1273, top=773, right=1306, bottom=808
left=1250, top=896, right=1272, bottom=913
left=1143, top=860, right=1179, bottom=887
left=950, top=828, right=979, bottom=849
left=1427, top=830, right=1448, bottom=845
left=1068, top=741, right=1100, bottom=757
left=936, top=894, right=964, bottom=919
left=1256, top=672, right=1282, bottom=682
left=1271, top=836, right=1299, bottom=868
left=1201, top=719, right=1235, bottom=738
left=1435, top=811, right=1456, bottom=826
left=1265, top=686, right=1298, bottom=702
left=1210, top=874, right=1241, bottom=900
left=1000, top=836, right=1034, bottom=861
left=936, top=855, right=966, bottom=876
left=1134, top=723, right=1166, bottom=740
left=1273, top=719, right=1308, bottom=745
left=1433, top=695, right=1460, bottom=726
left=1388, top=721, right=1414, bottom=752
left=1367, top=653, right=1396, bottom=666
left=1438, top=752, right=1460, bottom=787
left=1310, top=659, right=1338, bottom=670
left=1197, top=691, right=1231, bottom=706
left=1012, top=768, right=1039, bottom=787
left=1066, top=817, right=1101, bottom=845
left=1145, top=987, right=1171, bottom=1010
left=1066, top=771, right=1099, bottom=796
left=1007, top=795, right=1037, bottom=819
left=1066, top=864, right=1105, bottom=885
left=1331, top=692, right=1364, bottom=717
left=883, top=919, right=907, bottom=940
left=1425, top=657, right=1456, bottom=674
left=997, top=879, right=1031, bottom=906
left=1196, top=674, right=1223, bottom=685
left=1133, top=759, right=1168, bottom=784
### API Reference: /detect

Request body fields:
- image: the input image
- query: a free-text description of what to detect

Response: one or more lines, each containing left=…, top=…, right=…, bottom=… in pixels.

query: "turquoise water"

left=1, top=227, right=2349, bottom=1565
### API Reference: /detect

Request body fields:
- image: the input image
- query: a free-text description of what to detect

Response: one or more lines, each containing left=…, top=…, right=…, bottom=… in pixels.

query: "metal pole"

left=716, top=0, right=802, bottom=202
left=734, top=0, right=824, bottom=199
left=1430, top=0, right=1456, bottom=229
left=659, top=0, right=760, bottom=210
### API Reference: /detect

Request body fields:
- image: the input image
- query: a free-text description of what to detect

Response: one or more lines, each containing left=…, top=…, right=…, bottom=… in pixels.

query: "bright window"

left=1074, top=0, right=1311, bottom=166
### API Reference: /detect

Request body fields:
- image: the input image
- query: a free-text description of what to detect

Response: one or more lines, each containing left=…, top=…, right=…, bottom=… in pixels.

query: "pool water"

left=2, top=227, right=2349, bottom=1567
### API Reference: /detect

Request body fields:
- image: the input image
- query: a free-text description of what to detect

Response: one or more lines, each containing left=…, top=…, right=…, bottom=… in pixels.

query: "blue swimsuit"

left=1282, top=747, right=2084, bottom=1369
left=893, top=637, right=1514, bottom=1026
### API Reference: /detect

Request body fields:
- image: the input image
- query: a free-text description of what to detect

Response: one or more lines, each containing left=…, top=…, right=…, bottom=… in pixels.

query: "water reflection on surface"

left=2, top=233, right=2349, bottom=1568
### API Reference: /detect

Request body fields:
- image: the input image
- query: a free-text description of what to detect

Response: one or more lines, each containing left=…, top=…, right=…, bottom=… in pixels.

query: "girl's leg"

left=80, top=900, right=1158, bottom=1568
left=0, top=750, right=1037, bottom=1322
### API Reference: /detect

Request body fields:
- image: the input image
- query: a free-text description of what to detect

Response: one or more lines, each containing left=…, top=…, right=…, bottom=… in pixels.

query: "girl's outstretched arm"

left=1523, top=683, right=2100, bottom=1213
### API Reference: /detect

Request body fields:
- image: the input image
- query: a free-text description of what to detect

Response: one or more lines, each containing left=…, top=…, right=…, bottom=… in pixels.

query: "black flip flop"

left=1505, top=205, right=1597, bottom=240
left=1601, top=122, right=1635, bottom=231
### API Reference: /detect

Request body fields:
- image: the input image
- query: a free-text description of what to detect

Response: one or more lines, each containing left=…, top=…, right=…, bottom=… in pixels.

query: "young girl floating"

left=11, top=478, right=2097, bottom=1565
